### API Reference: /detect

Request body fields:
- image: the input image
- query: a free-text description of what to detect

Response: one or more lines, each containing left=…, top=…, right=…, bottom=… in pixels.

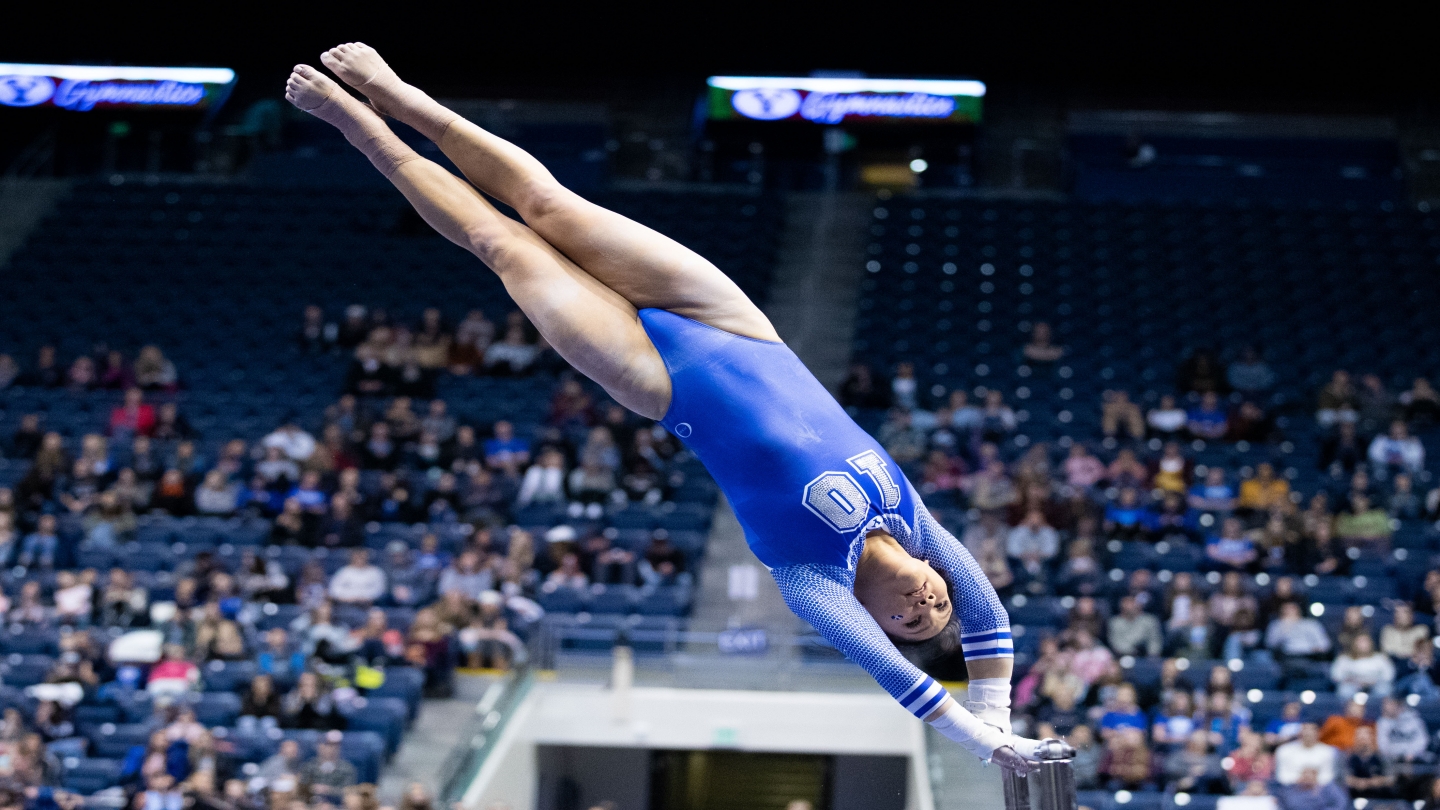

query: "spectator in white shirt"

left=1274, top=723, right=1340, bottom=785
left=262, top=423, right=317, bottom=463
left=1147, top=394, right=1189, bottom=440
left=328, top=549, right=386, bottom=605
left=1007, top=508, right=1060, bottom=575
left=517, top=448, right=567, bottom=506
left=1330, top=634, right=1395, bottom=701
left=1368, top=420, right=1425, bottom=474
left=1266, top=601, right=1332, bottom=660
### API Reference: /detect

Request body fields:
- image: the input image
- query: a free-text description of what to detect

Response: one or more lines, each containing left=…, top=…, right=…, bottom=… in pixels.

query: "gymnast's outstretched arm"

left=283, top=66, right=672, bottom=420
left=317, top=43, right=780, bottom=344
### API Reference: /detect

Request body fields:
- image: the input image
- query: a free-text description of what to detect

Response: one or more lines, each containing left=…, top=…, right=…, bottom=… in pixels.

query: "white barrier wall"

left=461, top=682, right=935, bottom=810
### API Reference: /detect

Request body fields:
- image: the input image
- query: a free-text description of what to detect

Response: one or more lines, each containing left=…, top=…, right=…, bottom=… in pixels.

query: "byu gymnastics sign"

left=708, top=76, right=985, bottom=125
left=0, top=64, right=236, bottom=112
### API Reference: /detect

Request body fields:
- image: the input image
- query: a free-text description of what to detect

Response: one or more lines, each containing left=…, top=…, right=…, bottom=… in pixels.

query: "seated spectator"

left=1316, top=370, right=1358, bottom=428
left=1108, top=595, right=1162, bottom=657
left=1188, top=467, right=1237, bottom=514
left=568, top=459, right=616, bottom=505
left=877, top=409, right=925, bottom=465
left=457, top=590, right=523, bottom=669
left=1062, top=443, right=1106, bottom=491
left=1265, top=701, right=1305, bottom=748
left=962, top=513, right=1013, bottom=592
left=1344, top=726, right=1396, bottom=799
left=1400, top=377, right=1440, bottom=425
left=108, top=387, right=156, bottom=438
left=1267, top=601, right=1332, bottom=661
left=1238, top=463, right=1290, bottom=514
left=1386, top=473, right=1423, bottom=519
left=1147, top=394, right=1189, bottom=441
left=978, top=390, right=1017, bottom=443
left=1187, top=392, right=1229, bottom=440
left=1275, top=767, right=1347, bottom=810
left=9, top=413, right=43, bottom=459
left=1149, top=441, right=1192, bottom=493
left=19, top=513, right=59, bottom=568
left=837, top=363, right=891, bottom=409
left=1099, top=727, right=1153, bottom=790
left=67, top=355, right=96, bottom=390
left=1022, top=321, right=1065, bottom=364
left=1208, top=571, right=1258, bottom=628
left=193, top=471, right=239, bottom=516
left=298, top=731, right=356, bottom=799
left=0, top=354, right=17, bottom=390
left=1168, top=602, right=1223, bottom=659
left=1226, top=400, right=1274, bottom=443
left=1101, top=389, right=1144, bottom=440
left=1099, top=683, right=1148, bottom=739
left=1205, top=517, right=1258, bottom=571
left=1333, top=493, right=1391, bottom=548
left=1151, top=691, right=1198, bottom=750
left=1228, top=346, right=1276, bottom=395
left=1178, top=349, right=1227, bottom=395
left=329, top=549, right=386, bottom=605
left=1069, top=725, right=1102, bottom=790
left=448, top=309, right=494, bottom=373
left=1226, top=728, right=1275, bottom=789
left=146, top=643, right=200, bottom=700
left=1102, top=488, right=1148, bottom=540
left=1275, top=723, right=1339, bottom=785
left=281, top=672, right=343, bottom=730
left=256, top=739, right=304, bottom=784
left=1318, top=699, right=1371, bottom=751
left=1375, top=696, right=1429, bottom=764
left=966, top=458, right=1017, bottom=513
left=1164, top=730, right=1226, bottom=795
left=890, top=362, right=918, bottom=410
left=133, top=345, right=178, bottom=390
left=262, top=422, right=317, bottom=464
left=439, top=551, right=492, bottom=600
left=483, top=325, right=539, bottom=375
left=640, top=534, right=688, bottom=587
left=1330, top=635, right=1395, bottom=701
left=543, top=552, right=589, bottom=592
left=1356, top=374, right=1396, bottom=435
left=1006, top=508, right=1059, bottom=575
left=1380, top=604, right=1429, bottom=660
left=484, top=420, right=531, bottom=471
left=1368, top=420, right=1425, bottom=474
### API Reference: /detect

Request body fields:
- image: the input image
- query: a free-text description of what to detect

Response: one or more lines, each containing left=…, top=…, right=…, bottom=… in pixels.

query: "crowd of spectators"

left=842, top=344, right=1440, bottom=805
left=0, top=305, right=706, bottom=805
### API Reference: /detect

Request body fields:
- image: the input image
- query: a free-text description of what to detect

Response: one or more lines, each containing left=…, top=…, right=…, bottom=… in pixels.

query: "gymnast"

left=284, top=44, right=1047, bottom=773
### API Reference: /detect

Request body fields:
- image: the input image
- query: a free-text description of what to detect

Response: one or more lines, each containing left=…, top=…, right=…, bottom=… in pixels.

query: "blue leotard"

left=638, top=308, right=1012, bottom=719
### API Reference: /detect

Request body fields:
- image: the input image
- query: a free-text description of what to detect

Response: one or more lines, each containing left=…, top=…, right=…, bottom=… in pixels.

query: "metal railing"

left=437, top=666, right=535, bottom=804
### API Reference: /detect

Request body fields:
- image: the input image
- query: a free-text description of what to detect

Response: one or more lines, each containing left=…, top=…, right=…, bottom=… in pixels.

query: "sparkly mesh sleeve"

left=772, top=562, right=952, bottom=719
left=905, top=506, right=1014, bottom=661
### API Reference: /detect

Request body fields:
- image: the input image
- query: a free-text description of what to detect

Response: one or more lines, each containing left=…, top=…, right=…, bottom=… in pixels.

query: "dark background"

left=4, top=4, right=1438, bottom=114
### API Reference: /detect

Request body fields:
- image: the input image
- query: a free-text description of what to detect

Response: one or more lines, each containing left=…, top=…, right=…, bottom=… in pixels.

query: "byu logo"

left=731, top=88, right=802, bottom=121
left=0, top=75, right=56, bottom=107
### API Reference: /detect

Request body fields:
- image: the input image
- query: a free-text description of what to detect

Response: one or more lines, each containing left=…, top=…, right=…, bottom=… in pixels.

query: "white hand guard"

left=928, top=699, right=1039, bottom=762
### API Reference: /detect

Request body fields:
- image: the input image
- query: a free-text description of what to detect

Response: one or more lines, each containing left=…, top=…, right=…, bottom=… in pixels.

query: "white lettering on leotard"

left=802, top=471, right=870, bottom=532
left=801, top=450, right=902, bottom=533
left=847, top=450, right=901, bottom=509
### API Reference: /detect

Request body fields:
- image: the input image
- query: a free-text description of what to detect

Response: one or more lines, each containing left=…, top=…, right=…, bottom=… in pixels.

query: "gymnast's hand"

left=991, top=744, right=1039, bottom=776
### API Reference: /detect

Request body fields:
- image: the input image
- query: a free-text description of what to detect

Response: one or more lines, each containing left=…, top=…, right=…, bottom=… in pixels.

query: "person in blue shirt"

left=1188, top=467, right=1237, bottom=514
left=483, top=420, right=531, bottom=471
left=286, top=45, right=1047, bottom=773
left=1187, top=391, right=1230, bottom=440
left=1100, top=684, right=1150, bottom=738
left=1205, top=517, right=1258, bottom=571
left=1102, top=488, right=1149, bottom=540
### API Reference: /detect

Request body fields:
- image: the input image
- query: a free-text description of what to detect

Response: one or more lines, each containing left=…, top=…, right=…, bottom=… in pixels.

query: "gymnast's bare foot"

left=320, top=42, right=458, bottom=141
left=284, top=64, right=347, bottom=115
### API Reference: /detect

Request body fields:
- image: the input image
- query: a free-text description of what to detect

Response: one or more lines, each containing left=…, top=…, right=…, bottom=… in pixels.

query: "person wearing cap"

left=299, top=731, right=357, bottom=798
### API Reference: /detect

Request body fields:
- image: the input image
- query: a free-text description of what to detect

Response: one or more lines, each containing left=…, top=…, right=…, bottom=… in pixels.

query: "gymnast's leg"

left=319, top=43, right=780, bottom=343
left=284, top=65, right=671, bottom=420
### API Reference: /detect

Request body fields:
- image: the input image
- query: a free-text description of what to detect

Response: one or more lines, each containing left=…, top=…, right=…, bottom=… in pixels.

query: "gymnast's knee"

left=465, top=225, right=517, bottom=269
left=515, top=178, right=578, bottom=225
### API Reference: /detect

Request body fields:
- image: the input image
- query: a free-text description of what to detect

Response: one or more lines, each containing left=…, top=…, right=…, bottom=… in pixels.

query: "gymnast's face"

left=856, top=544, right=953, bottom=641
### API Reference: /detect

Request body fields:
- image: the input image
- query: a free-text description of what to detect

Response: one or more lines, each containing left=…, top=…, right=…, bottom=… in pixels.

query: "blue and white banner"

left=708, top=76, right=985, bottom=125
left=0, top=63, right=236, bottom=112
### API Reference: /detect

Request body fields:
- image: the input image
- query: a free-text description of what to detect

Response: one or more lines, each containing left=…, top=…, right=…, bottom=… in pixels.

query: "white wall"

left=461, top=682, right=935, bottom=810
